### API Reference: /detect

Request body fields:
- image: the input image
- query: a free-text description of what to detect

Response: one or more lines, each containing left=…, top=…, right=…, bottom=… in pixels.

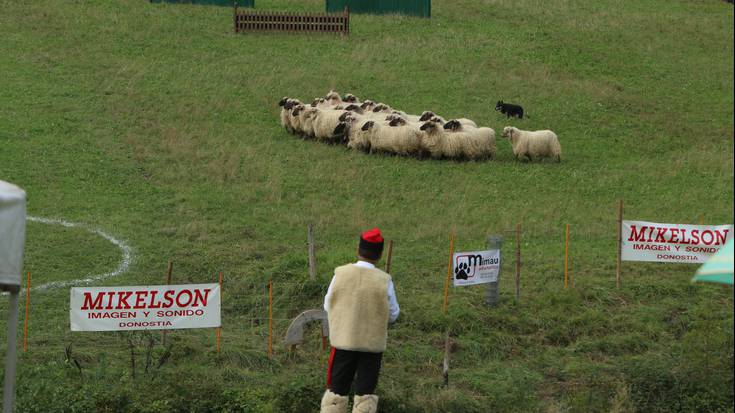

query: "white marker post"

left=0, top=180, right=27, bottom=413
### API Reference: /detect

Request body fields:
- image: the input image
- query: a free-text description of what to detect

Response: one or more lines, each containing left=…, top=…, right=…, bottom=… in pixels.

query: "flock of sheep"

left=278, top=91, right=562, bottom=162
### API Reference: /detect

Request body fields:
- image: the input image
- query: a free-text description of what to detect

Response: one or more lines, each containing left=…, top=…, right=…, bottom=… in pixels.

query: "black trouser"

left=327, top=347, right=383, bottom=396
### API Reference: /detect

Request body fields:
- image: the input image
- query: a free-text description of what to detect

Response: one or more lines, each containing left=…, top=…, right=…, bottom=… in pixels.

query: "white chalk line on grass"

left=24, top=216, right=133, bottom=291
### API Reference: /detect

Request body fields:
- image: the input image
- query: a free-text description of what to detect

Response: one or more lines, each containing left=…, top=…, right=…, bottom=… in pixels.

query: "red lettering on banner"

left=628, top=226, right=730, bottom=246
left=88, top=311, right=137, bottom=319
left=105, top=291, right=115, bottom=310
left=628, top=225, right=648, bottom=242
left=691, top=229, right=701, bottom=244
left=118, top=321, right=173, bottom=328
left=192, top=289, right=211, bottom=307
left=176, top=290, right=193, bottom=307
left=148, top=290, right=162, bottom=308
left=81, top=292, right=105, bottom=310
left=134, top=291, right=148, bottom=309
left=656, top=254, right=698, bottom=261
left=701, top=230, right=714, bottom=245
left=633, top=244, right=671, bottom=251
left=715, top=229, right=728, bottom=245
left=163, top=290, right=175, bottom=308
left=669, top=228, right=679, bottom=243
left=79, top=288, right=216, bottom=312
left=116, top=291, right=132, bottom=309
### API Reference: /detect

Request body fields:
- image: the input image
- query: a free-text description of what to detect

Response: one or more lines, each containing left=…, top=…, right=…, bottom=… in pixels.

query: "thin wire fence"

left=2, top=215, right=720, bottom=383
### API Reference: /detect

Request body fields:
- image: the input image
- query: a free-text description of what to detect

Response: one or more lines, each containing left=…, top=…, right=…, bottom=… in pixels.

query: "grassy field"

left=1, top=0, right=733, bottom=411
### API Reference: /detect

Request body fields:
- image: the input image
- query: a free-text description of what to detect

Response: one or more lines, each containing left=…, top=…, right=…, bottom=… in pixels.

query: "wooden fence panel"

left=234, top=6, right=349, bottom=35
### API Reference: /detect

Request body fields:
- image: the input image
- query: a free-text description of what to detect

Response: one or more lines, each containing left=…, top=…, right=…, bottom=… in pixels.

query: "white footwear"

left=351, top=394, right=379, bottom=413
left=321, top=389, right=349, bottom=413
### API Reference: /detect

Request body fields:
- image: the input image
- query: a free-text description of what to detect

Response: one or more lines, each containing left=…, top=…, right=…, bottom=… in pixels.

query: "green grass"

left=1, top=0, right=733, bottom=411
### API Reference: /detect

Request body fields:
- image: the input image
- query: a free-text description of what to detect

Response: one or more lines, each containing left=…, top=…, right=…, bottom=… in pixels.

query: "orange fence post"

left=385, top=240, right=394, bottom=274
left=162, top=260, right=173, bottom=346
left=268, top=280, right=273, bottom=358
left=564, top=224, right=570, bottom=289
left=216, top=271, right=222, bottom=353
left=616, top=200, right=623, bottom=289
left=443, top=231, right=455, bottom=315
left=515, top=224, right=521, bottom=300
left=23, top=271, right=30, bottom=352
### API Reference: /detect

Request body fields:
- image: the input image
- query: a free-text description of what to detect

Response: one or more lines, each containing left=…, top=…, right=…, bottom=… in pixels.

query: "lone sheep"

left=502, top=126, right=561, bottom=162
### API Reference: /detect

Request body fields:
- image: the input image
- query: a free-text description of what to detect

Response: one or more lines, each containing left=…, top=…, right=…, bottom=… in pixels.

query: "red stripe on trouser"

left=326, top=346, right=337, bottom=387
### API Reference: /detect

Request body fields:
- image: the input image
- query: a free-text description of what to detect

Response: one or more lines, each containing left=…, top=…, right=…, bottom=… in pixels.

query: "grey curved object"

left=283, top=309, right=329, bottom=346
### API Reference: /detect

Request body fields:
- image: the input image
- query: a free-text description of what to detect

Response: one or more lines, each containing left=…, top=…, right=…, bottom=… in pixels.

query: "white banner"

left=622, top=221, right=733, bottom=264
left=70, top=283, right=221, bottom=331
left=452, top=250, right=500, bottom=286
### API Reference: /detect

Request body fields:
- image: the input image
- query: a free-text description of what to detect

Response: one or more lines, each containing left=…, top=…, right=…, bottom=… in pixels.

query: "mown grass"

left=1, top=0, right=733, bottom=411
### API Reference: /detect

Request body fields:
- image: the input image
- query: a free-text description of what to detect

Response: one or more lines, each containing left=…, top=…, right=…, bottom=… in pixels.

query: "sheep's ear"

left=443, top=120, right=458, bottom=130
left=361, top=121, right=374, bottom=131
left=333, top=122, right=347, bottom=136
left=278, top=97, right=288, bottom=107
left=419, top=122, right=431, bottom=131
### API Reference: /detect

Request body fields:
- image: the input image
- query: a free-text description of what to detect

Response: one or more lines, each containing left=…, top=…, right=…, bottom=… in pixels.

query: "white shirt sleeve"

left=387, top=280, right=400, bottom=323
left=324, top=275, right=336, bottom=313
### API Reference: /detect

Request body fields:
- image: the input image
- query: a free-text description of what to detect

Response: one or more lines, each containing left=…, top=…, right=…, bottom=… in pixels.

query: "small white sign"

left=622, top=221, right=732, bottom=264
left=452, top=250, right=500, bottom=286
left=70, top=283, right=221, bottom=331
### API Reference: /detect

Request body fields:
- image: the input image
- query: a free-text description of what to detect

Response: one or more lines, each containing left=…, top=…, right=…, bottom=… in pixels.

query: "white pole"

left=3, top=291, right=20, bottom=413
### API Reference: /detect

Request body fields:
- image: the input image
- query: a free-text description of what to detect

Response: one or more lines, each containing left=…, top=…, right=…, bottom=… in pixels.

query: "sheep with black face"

left=420, top=120, right=495, bottom=160
left=279, top=97, right=301, bottom=134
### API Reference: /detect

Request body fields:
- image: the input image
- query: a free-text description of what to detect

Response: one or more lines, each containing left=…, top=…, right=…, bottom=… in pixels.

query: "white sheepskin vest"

left=327, top=264, right=391, bottom=353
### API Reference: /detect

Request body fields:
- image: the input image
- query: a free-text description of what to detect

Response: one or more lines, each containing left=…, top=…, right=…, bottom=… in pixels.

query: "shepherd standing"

left=320, top=228, right=400, bottom=413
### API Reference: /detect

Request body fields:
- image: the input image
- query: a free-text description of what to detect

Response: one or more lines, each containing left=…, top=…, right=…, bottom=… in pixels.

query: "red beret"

left=361, top=228, right=384, bottom=243
left=359, top=228, right=384, bottom=260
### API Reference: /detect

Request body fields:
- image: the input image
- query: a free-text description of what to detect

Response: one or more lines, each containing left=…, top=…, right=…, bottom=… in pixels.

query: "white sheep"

left=343, top=93, right=361, bottom=104
left=288, top=102, right=306, bottom=135
left=345, top=117, right=376, bottom=152
left=312, top=108, right=349, bottom=143
left=370, top=103, right=394, bottom=114
left=299, top=106, right=319, bottom=138
left=356, top=120, right=422, bottom=156
left=420, top=112, right=476, bottom=128
left=324, top=90, right=342, bottom=106
left=359, top=100, right=376, bottom=112
left=502, top=126, right=561, bottom=162
left=279, top=97, right=300, bottom=134
left=310, top=97, right=334, bottom=110
left=389, top=110, right=421, bottom=123
left=420, top=121, right=495, bottom=160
